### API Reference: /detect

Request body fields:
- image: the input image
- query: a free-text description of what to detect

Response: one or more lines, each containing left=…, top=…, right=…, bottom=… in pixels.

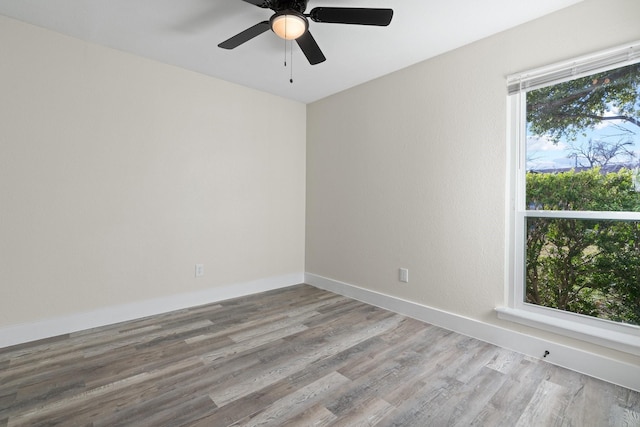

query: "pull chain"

left=281, top=19, right=293, bottom=84
left=283, top=39, right=294, bottom=84
left=284, top=17, right=287, bottom=66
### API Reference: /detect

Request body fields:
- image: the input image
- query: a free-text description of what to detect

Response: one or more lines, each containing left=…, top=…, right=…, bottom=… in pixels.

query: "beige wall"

left=0, top=16, right=306, bottom=327
left=306, top=0, right=640, bottom=365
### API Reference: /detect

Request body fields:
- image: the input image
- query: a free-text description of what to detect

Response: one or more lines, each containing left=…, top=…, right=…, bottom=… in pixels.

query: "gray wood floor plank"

left=0, top=284, right=638, bottom=426
left=469, top=356, right=551, bottom=427
left=515, top=379, right=570, bottom=426
left=208, top=315, right=402, bottom=407
left=231, top=371, right=350, bottom=427
left=278, top=402, right=338, bottom=427
left=329, top=396, right=395, bottom=427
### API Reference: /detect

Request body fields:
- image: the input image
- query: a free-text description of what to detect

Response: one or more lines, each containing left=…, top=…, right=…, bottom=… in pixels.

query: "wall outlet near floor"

left=399, top=268, right=409, bottom=283
left=195, top=263, right=204, bottom=278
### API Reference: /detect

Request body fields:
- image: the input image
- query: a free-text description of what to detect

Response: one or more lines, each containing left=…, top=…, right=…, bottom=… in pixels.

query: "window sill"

left=495, top=306, right=640, bottom=357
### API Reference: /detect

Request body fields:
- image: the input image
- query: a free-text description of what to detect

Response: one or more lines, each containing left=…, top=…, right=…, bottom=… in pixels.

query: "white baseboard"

left=0, top=273, right=304, bottom=349
left=4, top=271, right=638, bottom=392
left=305, top=272, right=640, bottom=392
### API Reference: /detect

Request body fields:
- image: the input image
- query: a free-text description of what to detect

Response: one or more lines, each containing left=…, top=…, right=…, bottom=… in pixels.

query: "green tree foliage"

left=526, top=169, right=640, bottom=325
left=525, top=60, right=640, bottom=325
left=527, top=63, right=640, bottom=142
left=593, top=221, right=640, bottom=323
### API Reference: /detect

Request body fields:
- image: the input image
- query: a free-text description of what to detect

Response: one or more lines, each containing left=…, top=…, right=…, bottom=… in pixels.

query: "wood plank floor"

left=1, top=284, right=639, bottom=426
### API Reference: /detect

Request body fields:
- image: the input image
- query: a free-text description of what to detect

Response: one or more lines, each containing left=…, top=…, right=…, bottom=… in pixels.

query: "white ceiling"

left=0, top=0, right=582, bottom=103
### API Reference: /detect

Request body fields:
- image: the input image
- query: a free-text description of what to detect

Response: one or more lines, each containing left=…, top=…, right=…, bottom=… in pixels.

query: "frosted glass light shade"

left=271, top=13, right=307, bottom=40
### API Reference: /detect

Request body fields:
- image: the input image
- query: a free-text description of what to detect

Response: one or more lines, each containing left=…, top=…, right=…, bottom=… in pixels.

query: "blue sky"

left=526, top=113, right=640, bottom=171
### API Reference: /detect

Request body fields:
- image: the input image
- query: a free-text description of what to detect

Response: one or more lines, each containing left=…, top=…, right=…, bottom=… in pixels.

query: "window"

left=499, top=42, right=640, bottom=355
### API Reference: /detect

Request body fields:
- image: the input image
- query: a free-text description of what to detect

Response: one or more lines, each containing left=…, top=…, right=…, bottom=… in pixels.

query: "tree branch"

left=556, top=113, right=640, bottom=129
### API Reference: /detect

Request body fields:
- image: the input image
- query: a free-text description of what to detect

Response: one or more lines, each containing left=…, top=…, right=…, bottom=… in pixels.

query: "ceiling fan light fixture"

left=271, top=11, right=307, bottom=40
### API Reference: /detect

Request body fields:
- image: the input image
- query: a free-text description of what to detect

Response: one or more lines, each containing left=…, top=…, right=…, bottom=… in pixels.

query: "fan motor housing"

left=271, top=0, right=308, bottom=13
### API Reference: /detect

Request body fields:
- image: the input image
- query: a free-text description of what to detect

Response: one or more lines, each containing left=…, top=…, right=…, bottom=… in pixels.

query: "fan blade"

left=240, top=0, right=273, bottom=8
left=218, top=21, right=270, bottom=49
left=310, top=7, right=393, bottom=26
left=296, top=31, right=326, bottom=65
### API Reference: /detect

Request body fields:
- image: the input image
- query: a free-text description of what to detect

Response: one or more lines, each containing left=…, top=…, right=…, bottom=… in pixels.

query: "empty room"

left=1, top=0, right=640, bottom=425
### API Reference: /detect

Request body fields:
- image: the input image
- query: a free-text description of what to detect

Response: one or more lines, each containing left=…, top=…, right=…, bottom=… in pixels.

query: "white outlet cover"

left=399, top=268, right=409, bottom=283
left=195, top=264, right=204, bottom=277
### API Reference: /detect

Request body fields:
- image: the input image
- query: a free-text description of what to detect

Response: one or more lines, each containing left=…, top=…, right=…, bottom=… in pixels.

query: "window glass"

left=522, top=61, right=640, bottom=327
left=525, top=217, right=640, bottom=326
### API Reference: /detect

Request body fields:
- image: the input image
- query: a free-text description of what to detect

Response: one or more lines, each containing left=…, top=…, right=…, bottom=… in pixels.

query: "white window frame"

left=498, top=41, right=640, bottom=356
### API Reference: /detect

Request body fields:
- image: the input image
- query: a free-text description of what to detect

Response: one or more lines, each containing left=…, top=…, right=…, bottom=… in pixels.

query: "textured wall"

left=0, top=16, right=306, bottom=327
left=306, top=0, right=640, bottom=364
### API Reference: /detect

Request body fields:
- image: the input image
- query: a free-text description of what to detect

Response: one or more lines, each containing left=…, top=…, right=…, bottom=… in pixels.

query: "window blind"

left=507, top=41, right=640, bottom=95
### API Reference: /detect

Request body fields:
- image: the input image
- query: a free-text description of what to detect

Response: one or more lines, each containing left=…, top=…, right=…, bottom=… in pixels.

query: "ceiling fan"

left=218, top=0, right=393, bottom=65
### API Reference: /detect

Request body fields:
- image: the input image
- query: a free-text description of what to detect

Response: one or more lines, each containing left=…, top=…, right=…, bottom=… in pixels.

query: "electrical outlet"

left=399, top=268, right=409, bottom=283
left=195, top=264, right=204, bottom=278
